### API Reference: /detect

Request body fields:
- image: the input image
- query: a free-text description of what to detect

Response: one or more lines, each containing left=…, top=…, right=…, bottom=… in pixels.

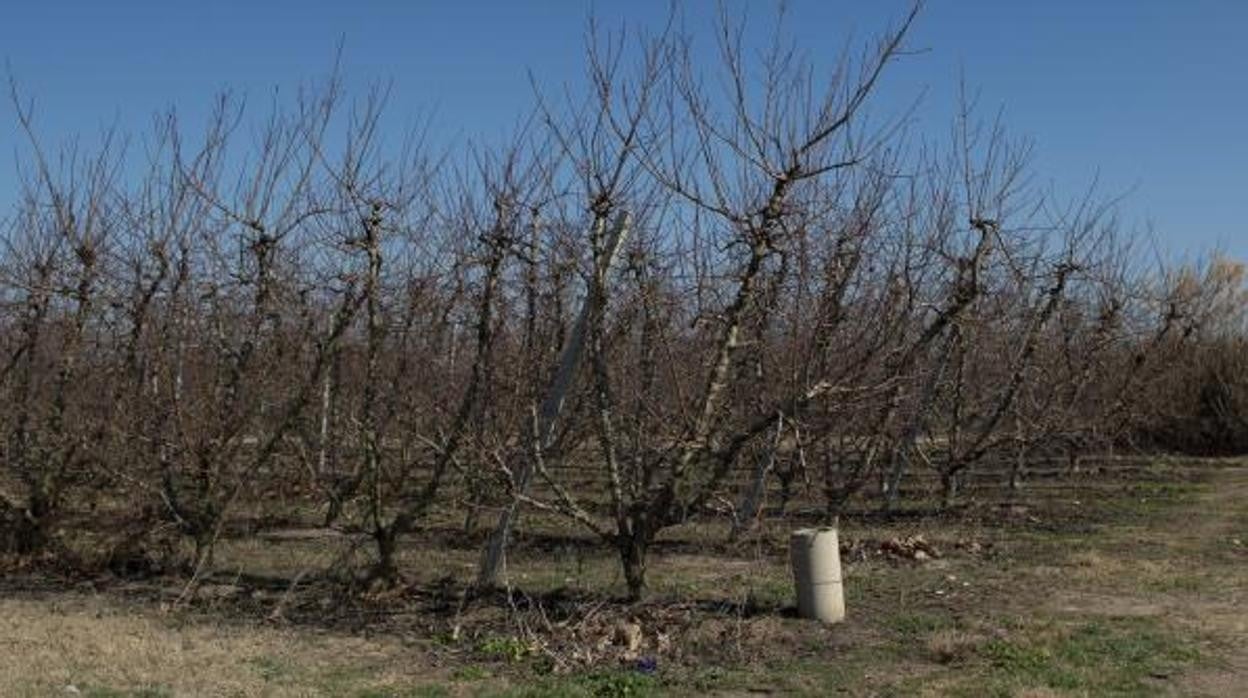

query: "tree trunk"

left=462, top=497, right=480, bottom=536
left=1009, top=446, right=1026, bottom=492
left=940, top=470, right=959, bottom=509
left=323, top=491, right=344, bottom=527
left=881, top=448, right=911, bottom=513
left=192, top=527, right=215, bottom=573
left=730, top=419, right=783, bottom=541
left=370, top=525, right=401, bottom=587
left=477, top=212, right=631, bottom=590
left=1065, top=445, right=1081, bottom=476
left=776, top=464, right=798, bottom=515
left=619, top=533, right=649, bottom=602
left=1, top=502, right=49, bottom=555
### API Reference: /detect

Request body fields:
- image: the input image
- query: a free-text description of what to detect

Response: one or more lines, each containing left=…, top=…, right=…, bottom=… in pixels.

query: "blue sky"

left=1, top=1, right=1244, bottom=260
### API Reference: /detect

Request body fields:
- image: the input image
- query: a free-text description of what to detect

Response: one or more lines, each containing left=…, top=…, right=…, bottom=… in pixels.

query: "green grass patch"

left=478, top=634, right=537, bottom=663
left=887, top=610, right=958, bottom=637
left=965, top=617, right=1199, bottom=695
left=245, top=654, right=297, bottom=683
left=353, top=687, right=451, bottom=698
left=484, top=669, right=658, bottom=698
left=452, top=665, right=493, bottom=681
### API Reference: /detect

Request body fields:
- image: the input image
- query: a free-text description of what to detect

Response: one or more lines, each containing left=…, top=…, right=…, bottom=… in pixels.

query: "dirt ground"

left=1, top=457, right=1245, bottom=697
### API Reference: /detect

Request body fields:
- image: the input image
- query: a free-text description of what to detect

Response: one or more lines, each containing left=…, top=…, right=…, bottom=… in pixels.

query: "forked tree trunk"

left=477, top=212, right=631, bottom=589
left=619, top=532, right=649, bottom=602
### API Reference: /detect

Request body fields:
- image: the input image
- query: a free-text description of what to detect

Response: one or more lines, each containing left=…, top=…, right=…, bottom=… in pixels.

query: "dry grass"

left=0, top=595, right=447, bottom=697
left=2, top=457, right=1246, bottom=696
left=924, top=629, right=983, bottom=665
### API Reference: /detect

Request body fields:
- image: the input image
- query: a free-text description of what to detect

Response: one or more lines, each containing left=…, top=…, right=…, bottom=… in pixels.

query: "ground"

left=1, top=457, right=1245, bottom=697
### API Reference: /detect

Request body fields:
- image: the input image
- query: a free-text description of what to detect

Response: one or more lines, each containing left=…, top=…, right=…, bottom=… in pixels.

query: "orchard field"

left=2, top=4, right=1247, bottom=696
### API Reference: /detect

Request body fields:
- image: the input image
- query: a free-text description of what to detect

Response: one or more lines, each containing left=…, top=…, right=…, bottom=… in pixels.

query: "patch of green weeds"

left=478, top=635, right=536, bottom=663
left=980, top=636, right=1083, bottom=690
left=968, top=617, right=1199, bottom=695
left=315, top=664, right=376, bottom=692
left=887, top=610, right=957, bottom=637
left=451, top=665, right=492, bottom=681
left=576, top=671, right=659, bottom=698
left=483, top=669, right=658, bottom=698
left=246, top=654, right=295, bottom=683
left=743, top=574, right=793, bottom=608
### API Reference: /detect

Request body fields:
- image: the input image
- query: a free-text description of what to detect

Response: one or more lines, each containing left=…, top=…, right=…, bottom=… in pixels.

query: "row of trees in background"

left=2, top=8, right=1245, bottom=599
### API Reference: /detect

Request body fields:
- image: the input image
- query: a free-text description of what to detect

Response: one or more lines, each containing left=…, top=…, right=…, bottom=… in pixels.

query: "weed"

left=577, top=671, right=658, bottom=698
left=246, top=654, right=294, bottom=683
left=479, top=635, right=536, bottom=663
left=452, top=665, right=492, bottom=681
left=887, top=611, right=957, bottom=638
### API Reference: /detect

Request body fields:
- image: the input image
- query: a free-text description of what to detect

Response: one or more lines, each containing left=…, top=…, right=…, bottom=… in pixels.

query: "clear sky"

left=1, top=1, right=1244, bottom=261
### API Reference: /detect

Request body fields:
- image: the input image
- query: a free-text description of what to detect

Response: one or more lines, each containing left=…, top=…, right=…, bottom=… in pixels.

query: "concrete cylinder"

left=790, top=527, right=845, bottom=623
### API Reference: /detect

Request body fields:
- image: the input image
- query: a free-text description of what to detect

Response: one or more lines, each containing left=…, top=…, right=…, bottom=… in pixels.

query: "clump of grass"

left=926, top=629, right=983, bottom=665
left=887, top=610, right=958, bottom=638
left=452, top=665, right=492, bottom=681
left=972, top=618, right=1200, bottom=695
left=246, top=654, right=294, bottom=683
left=478, top=635, right=537, bottom=663
left=483, top=669, right=658, bottom=698
left=576, top=671, right=659, bottom=698
left=979, top=637, right=1080, bottom=689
